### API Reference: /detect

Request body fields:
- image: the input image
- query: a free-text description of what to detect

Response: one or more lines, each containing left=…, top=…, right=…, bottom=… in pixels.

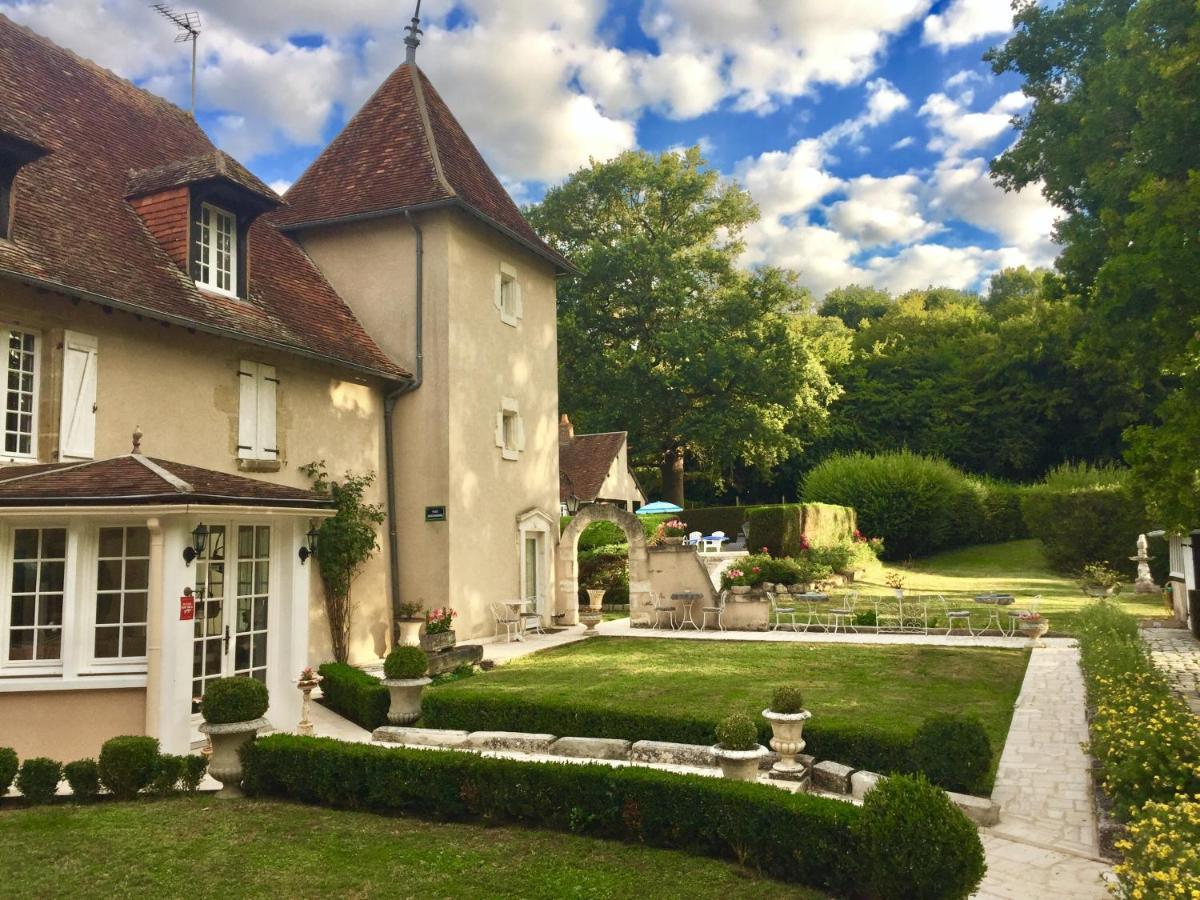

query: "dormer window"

left=0, top=164, right=13, bottom=240
left=195, top=202, right=237, bottom=296
left=0, top=131, right=49, bottom=242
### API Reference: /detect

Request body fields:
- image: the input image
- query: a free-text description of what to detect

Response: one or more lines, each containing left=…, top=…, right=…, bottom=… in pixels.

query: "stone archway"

left=557, top=504, right=651, bottom=626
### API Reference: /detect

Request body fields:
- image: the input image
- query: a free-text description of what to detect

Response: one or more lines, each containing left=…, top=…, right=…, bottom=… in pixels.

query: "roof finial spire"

left=132, top=425, right=143, bottom=454
left=404, top=0, right=423, bottom=64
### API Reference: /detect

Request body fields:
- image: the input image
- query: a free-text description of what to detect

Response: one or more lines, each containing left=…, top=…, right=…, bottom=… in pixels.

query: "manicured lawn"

left=858, top=539, right=1172, bottom=635
left=0, top=798, right=811, bottom=899
left=427, top=636, right=1027, bottom=788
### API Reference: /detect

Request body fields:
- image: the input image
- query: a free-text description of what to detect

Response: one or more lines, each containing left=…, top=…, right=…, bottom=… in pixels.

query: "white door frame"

left=517, top=509, right=554, bottom=622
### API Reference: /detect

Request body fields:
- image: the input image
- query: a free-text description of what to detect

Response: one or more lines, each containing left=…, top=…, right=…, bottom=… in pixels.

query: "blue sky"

left=3, top=0, right=1058, bottom=296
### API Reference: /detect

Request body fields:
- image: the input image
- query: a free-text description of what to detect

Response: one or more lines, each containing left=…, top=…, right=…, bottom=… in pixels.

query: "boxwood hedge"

left=318, top=662, right=389, bottom=730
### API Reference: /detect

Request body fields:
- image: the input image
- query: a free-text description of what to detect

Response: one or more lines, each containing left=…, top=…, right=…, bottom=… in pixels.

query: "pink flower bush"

left=426, top=606, right=458, bottom=635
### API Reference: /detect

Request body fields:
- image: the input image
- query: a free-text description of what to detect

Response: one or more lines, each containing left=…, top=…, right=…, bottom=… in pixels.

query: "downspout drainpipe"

left=384, top=210, right=424, bottom=642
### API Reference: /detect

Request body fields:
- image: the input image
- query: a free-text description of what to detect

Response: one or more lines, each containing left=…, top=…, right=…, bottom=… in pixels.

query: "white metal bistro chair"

left=827, top=592, right=858, bottom=634
left=943, top=595, right=974, bottom=636
left=652, top=593, right=678, bottom=630
left=769, top=591, right=800, bottom=632
left=521, top=598, right=546, bottom=636
left=700, top=591, right=727, bottom=631
left=906, top=595, right=930, bottom=635
left=492, top=601, right=521, bottom=642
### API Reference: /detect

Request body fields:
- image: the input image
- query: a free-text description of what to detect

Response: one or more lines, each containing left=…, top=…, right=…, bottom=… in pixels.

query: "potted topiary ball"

left=198, top=676, right=269, bottom=798
left=381, top=645, right=431, bottom=725
left=762, top=686, right=812, bottom=777
left=711, top=713, right=768, bottom=781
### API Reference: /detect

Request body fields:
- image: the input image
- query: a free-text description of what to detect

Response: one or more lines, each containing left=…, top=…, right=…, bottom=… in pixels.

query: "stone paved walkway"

left=977, top=643, right=1111, bottom=899
left=1141, top=624, right=1200, bottom=715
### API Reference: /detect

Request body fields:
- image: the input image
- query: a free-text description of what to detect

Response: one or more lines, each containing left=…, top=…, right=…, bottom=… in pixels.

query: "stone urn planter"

left=200, top=718, right=268, bottom=798
left=397, top=618, right=423, bottom=647
left=586, top=588, right=606, bottom=611
left=712, top=744, right=768, bottom=781
left=382, top=677, right=432, bottom=724
left=197, top=675, right=270, bottom=799
left=579, top=609, right=603, bottom=636
left=420, top=630, right=456, bottom=653
left=663, top=536, right=685, bottom=545
left=762, top=708, right=812, bottom=776
left=730, top=585, right=752, bottom=595
left=1019, top=618, right=1050, bottom=647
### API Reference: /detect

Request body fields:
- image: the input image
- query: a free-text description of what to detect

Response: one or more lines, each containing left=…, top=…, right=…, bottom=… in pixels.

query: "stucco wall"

left=0, top=687, right=145, bottom=760
left=0, top=281, right=390, bottom=665
left=596, top=441, right=645, bottom=509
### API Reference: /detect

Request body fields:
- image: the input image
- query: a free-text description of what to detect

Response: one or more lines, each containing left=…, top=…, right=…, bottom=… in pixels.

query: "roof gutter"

left=0, top=267, right=411, bottom=384
left=383, top=209, right=425, bottom=642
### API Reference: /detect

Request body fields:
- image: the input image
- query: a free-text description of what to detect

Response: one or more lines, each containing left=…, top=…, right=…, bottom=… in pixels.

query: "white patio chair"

left=827, top=592, right=858, bottom=634
left=942, top=596, right=973, bottom=636
left=492, top=601, right=521, bottom=642
left=652, top=594, right=678, bottom=630
left=687, top=530, right=703, bottom=546
left=700, top=591, right=726, bottom=631
left=700, top=531, right=725, bottom=553
left=521, top=599, right=546, bottom=635
left=769, top=591, right=800, bottom=632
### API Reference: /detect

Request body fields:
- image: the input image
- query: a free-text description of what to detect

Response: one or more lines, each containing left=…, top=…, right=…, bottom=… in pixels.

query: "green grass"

left=428, top=636, right=1027, bottom=787
left=856, top=539, right=1172, bottom=634
left=0, top=798, right=812, bottom=899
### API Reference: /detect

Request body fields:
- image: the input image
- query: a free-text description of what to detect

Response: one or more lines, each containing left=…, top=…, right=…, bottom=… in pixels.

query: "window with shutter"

left=495, top=262, right=522, bottom=327
left=1, top=327, right=38, bottom=460
left=237, top=361, right=278, bottom=461
left=59, top=330, right=97, bottom=461
left=495, top=397, right=522, bottom=461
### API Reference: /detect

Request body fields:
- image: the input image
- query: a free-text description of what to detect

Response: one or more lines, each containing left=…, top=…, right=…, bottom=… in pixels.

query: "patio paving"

left=1141, top=624, right=1200, bottom=715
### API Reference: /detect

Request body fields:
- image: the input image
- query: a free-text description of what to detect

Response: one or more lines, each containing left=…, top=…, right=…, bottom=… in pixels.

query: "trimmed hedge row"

left=746, top=505, right=804, bottom=557
left=677, top=505, right=765, bottom=538
left=318, top=662, right=389, bottom=730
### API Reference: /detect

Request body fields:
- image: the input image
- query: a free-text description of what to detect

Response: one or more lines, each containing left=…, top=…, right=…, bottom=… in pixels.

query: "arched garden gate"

left=557, top=504, right=652, bottom=625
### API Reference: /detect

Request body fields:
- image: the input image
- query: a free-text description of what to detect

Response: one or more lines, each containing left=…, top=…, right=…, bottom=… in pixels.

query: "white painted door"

left=524, top=532, right=545, bottom=619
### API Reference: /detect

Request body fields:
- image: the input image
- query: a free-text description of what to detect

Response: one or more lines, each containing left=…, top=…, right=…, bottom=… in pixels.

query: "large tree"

left=988, top=0, right=1200, bottom=525
left=528, top=148, right=844, bottom=505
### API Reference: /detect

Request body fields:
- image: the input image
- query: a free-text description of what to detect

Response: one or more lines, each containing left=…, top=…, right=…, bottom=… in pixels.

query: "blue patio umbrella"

left=636, top=500, right=684, bottom=516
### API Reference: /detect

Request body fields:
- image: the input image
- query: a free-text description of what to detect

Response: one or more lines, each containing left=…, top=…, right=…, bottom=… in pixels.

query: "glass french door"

left=191, top=524, right=270, bottom=714
left=523, top=533, right=545, bottom=617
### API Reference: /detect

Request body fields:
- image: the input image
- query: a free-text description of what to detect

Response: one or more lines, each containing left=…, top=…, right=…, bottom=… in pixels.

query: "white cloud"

left=826, top=174, right=939, bottom=247
left=919, top=89, right=1029, bottom=158
left=820, top=78, right=909, bottom=146
left=734, top=139, right=841, bottom=219
left=269, top=179, right=292, bottom=195
left=891, top=136, right=915, bottom=150
left=923, top=0, right=1014, bottom=50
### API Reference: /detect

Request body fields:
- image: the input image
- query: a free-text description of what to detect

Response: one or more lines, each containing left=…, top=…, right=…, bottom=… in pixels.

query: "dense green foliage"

left=771, top=686, right=805, bottom=714
left=62, top=759, right=100, bottom=802
left=199, top=676, right=269, bottom=724
left=383, top=646, right=428, bottom=680
left=243, top=734, right=862, bottom=894
left=676, top=505, right=763, bottom=538
left=98, top=736, right=160, bottom=800
left=0, top=746, right=16, bottom=800
left=746, top=506, right=803, bottom=557
left=317, top=662, right=389, bottom=730
left=714, top=713, right=759, bottom=751
left=301, top=461, right=387, bottom=663
left=151, top=755, right=186, bottom=797
left=853, top=774, right=987, bottom=900
left=908, top=715, right=992, bottom=795
left=803, top=452, right=1024, bottom=559
left=529, top=148, right=845, bottom=505
left=15, top=758, right=61, bottom=804
left=989, top=0, right=1200, bottom=529
left=1020, top=464, right=1147, bottom=571
left=180, top=755, right=208, bottom=794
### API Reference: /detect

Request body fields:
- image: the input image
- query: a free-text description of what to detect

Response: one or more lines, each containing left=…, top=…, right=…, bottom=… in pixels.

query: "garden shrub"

left=714, top=713, right=758, bottom=750
left=16, top=758, right=61, bottom=804
left=242, top=734, right=862, bottom=894
left=802, top=451, right=985, bottom=559
left=971, top=477, right=1028, bottom=543
left=800, top=502, right=857, bottom=547
left=151, top=754, right=186, bottom=796
left=746, top=505, right=803, bottom=557
left=853, top=774, right=986, bottom=900
left=318, top=662, right=389, bottom=730
left=771, top=686, right=805, bottom=714
left=63, top=759, right=100, bottom=802
left=578, top=544, right=629, bottom=602
left=98, top=736, right=160, bottom=800
left=180, top=755, right=209, bottom=794
left=1021, top=463, right=1147, bottom=572
left=384, top=645, right=429, bottom=680
left=908, top=714, right=992, bottom=795
left=1113, top=797, right=1200, bottom=896
left=200, top=676, right=269, bottom=724
left=0, top=746, right=16, bottom=799
left=679, top=505, right=761, bottom=538
left=575, top=520, right=627, bottom=551
left=807, top=541, right=854, bottom=574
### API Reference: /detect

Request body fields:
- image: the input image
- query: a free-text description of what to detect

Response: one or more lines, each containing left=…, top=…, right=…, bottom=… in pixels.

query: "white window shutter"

left=238, top=361, right=258, bottom=457
left=494, top=273, right=504, bottom=311
left=513, top=280, right=523, bottom=321
left=60, top=331, right=98, bottom=460
left=515, top=415, right=526, bottom=451
left=495, top=412, right=505, bottom=448
left=256, top=365, right=278, bottom=458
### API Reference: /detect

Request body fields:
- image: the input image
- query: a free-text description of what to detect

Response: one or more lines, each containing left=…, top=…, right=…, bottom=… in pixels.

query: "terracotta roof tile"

left=559, top=432, right=628, bottom=502
left=126, top=150, right=279, bottom=205
left=0, top=455, right=332, bottom=507
left=0, top=16, right=406, bottom=381
left=274, top=63, right=573, bottom=273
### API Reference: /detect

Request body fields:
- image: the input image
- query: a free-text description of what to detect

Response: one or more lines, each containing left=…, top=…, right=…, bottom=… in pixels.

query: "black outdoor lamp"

left=565, top=493, right=581, bottom=515
left=298, top=524, right=319, bottom=565
left=183, top=522, right=209, bottom=566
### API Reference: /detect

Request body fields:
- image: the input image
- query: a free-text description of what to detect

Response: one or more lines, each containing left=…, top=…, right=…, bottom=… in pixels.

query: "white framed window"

left=494, top=397, right=525, bottom=461
left=6, top=527, right=66, bottom=667
left=195, top=202, right=237, bottom=296
left=2, top=327, right=37, bottom=460
left=237, top=361, right=278, bottom=461
left=91, top=526, right=149, bottom=663
left=494, top=262, right=522, bottom=327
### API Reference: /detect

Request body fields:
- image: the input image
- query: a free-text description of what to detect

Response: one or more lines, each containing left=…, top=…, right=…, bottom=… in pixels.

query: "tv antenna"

left=151, top=4, right=201, bottom=116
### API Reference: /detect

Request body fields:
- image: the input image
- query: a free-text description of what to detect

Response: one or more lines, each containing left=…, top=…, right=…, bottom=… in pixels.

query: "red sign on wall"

left=179, top=594, right=195, bottom=621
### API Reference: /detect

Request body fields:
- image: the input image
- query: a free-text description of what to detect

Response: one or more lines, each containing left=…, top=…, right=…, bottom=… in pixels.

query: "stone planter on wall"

left=1019, top=620, right=1050, bottom=648
left=420, top=631, right=456, bottom=653
left=711, top=744, right=768, bottom=781
left=382, top=677, right=432, bottom=725
left=397, top=618, right=423, bottom=647
left=199, top=717, right=268, bottom=798
left=730, top=585, right=752, bottom=595
left=762, top=708, right=812, bottom=777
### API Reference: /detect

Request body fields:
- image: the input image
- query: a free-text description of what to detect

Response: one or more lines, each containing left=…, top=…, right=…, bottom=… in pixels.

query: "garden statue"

left=1130, top=533, right=1159, bottom=594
